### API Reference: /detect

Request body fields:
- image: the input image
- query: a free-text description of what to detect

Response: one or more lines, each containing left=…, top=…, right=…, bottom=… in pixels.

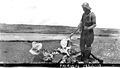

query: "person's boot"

left=84, top=47, right=91, bottom=61
left=81, top=51, right=86, bottom=61
left=82, top=49, right=90, bottom=64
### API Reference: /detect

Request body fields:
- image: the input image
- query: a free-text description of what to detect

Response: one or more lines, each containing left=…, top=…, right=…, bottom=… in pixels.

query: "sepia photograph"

left=0, top=0, right=120, bottom=68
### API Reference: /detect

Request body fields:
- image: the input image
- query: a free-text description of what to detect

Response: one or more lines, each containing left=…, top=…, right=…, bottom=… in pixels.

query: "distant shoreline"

left=0, top=23, right=120, bottom=34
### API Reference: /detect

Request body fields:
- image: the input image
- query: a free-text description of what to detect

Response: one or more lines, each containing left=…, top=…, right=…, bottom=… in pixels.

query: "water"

left=0, top=33, right=80, bottom=41
left=0, top=33, right=119, bottom=41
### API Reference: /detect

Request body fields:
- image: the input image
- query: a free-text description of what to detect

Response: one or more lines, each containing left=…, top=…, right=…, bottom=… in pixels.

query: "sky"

left=0, top=0, right=120, bottom=29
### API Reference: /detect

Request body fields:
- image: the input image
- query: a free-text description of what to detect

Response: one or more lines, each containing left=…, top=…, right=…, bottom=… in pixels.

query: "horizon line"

left=0, top=23, right=120, bottom=30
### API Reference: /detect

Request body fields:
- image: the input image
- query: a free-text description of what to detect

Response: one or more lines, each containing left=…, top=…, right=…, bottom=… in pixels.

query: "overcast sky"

left=0, top=0, right=120, bottom=29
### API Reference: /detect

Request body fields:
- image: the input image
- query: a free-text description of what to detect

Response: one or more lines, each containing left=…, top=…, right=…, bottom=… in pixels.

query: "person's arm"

left=69, top=22, right=82, bottom=37
left=84, top=12, right=96, bottom=30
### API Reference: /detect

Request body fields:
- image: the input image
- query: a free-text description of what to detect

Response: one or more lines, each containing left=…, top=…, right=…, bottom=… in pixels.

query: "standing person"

left=69, top=2, right=97, bottom=63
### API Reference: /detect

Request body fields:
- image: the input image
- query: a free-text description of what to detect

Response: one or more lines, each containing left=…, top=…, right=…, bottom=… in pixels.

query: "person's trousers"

left=80, top=32, right=94, bottom=61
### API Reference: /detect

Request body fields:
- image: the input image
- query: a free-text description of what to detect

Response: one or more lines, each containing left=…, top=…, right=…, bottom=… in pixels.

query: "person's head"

left=82, top=2, right=91, bottom=13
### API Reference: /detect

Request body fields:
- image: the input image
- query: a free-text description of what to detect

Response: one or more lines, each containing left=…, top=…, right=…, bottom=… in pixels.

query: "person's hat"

left=82, top=2, right=91, bottom=10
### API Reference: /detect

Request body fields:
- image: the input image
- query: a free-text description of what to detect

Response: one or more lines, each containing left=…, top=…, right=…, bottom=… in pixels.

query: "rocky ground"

left=0, top=36, right=120, bottom=64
